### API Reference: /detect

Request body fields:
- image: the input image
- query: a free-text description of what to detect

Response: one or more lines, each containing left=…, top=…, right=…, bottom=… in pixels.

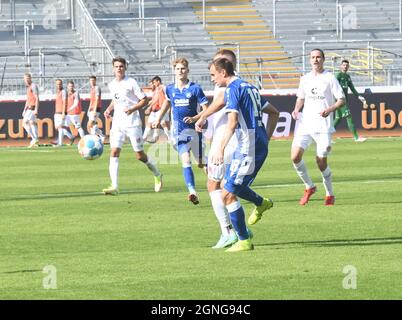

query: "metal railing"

left=164, top=43, right=241, bottom=81
left=3, top=67, right=402, bottom=97
left=303, top=40, right=402, bottom=85
left=71, top=0, right=115, bottom=78
left=94, top=17, right=168, bottom=60
left=0, top=19, right=34, bottom=66
left=27, top=46, right=112, bottom=85
left=273, top=0, right=402, bottom=38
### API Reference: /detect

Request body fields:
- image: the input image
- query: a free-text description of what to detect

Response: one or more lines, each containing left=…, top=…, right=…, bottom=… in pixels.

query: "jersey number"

left=247, top=88, right=262, bottom=119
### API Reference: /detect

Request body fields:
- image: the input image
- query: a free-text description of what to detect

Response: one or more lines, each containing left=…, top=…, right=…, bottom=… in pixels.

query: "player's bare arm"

left=62, top=94, right=67, bottom=119
left=263, top=103, right=280, bottom=139
left=212, top=111, right=237, bottom=165
left=104, top=100, right=114, bottom=119
left=320, top=97, right=345, bottom=118
left=183, top=103, right=209, bottom=124
left=292, top=98, right=305, bottom=120
left=125, top=96, right=150, bottom=115
left=33, top=91, right=39, bottom=116
left=195, top=90, right=225, bottom=132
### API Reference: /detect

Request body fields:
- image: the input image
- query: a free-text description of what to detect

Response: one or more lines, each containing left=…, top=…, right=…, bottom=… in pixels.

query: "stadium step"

left=191, top=0, right=299, bottom=89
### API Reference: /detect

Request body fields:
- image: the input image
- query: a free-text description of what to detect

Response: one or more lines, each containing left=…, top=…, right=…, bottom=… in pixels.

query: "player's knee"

left=316, top=156, right=327, bottom=171
left=291, top=147, right=303, bottom=163
left=110, top=149, right=120, bottom=157
left=136, top=151, right=147, bottom=162
left=207, top=179, right=221, bottom=192
left=222, top=192, right=237, bottom=206
left=291, top=153, right=302, bottom=164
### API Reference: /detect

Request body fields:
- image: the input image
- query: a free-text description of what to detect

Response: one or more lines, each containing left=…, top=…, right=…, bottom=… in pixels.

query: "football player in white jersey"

left=291, top=48, right=345, bottom=206
left=193, top=50, right=279, bottom=249
left=102, top=57, right=163, bottom=195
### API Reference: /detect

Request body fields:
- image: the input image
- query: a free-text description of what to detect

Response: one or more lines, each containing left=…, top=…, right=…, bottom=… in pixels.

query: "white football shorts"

left=87, top=111, right=100, bottom=123
left=54, top=114, right=66, bottom=128
left=110, top=125, right=144, bottom=152
left=207, top=127, right=237, bottom=182
left=147, top=110, right=169, bottom=124
left=65, top=115, right=82, bottom=129
left=22, top=109, right=37, bottom=123
left=292, top=132, right=332, bottom=158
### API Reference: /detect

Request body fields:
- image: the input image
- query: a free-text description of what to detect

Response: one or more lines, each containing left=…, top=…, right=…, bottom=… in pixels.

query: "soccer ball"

left=78, top=134, right=104, bottom=160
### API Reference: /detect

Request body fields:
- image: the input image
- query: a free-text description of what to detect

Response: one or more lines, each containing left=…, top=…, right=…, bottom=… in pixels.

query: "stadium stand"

left=189, top=0, right=300, bottom=89
left=254, top=0, right=402, bottom=86
left=85, top=0, right=219, bottom=89
left=0, top=0, right=97, bottom=95
left=1, top=0, right=402, bottom=95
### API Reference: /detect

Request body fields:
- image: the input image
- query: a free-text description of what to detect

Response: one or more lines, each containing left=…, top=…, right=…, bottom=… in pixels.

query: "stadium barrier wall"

left=0, top=92, right=401, bottom=145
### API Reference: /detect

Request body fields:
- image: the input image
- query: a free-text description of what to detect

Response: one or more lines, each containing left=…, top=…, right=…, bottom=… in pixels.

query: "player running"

left=152, top=57, right=208, bottom=205
left=103, top=56, right=163, bottom=195
left=335, top=59, right=367, bottom=142
left=23, top=73, right=40, bottom=148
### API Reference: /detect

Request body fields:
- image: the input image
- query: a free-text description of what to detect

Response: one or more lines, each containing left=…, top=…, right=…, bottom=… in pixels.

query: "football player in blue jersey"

left=208, top=58, right=274, bottom=252
left=153, top=57, right=209, bottom=205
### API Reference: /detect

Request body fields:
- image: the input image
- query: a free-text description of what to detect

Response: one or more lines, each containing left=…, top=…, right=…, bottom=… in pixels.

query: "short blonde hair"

left=173, top=57, right=189, bottom=68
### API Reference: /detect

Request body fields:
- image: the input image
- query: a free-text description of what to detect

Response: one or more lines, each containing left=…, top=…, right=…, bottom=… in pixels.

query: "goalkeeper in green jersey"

left=335, top=60, right=367, bottom=142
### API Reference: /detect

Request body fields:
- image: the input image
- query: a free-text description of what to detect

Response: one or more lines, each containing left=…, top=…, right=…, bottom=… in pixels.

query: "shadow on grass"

left=1, top=269, right=42, bottom=274
left=257, top=236, right=402, bottom=249
left=0, top=187, right=186, bottom=202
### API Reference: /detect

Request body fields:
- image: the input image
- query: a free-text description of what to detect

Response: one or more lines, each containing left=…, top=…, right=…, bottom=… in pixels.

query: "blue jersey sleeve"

left=225, top=86, right=240, bottom=114
left=195, top=85, right=208, bottom=106
left=165, top=84, right=173, bottom=101
left=261, top=96, right=270, bottom=111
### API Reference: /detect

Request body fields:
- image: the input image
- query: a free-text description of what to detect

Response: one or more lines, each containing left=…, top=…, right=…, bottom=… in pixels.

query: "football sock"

left=226, top=201, right=249, bottom=241
left=90, top=124, right=98, bottom=135
left=64, top=128, right=73, bottom=139
left=109, top=157, right=119, bottom=188
left=321, top=166, right=333, bottom=196
left=293, top=160, right=314, bottom=189
left=58, top=129, right=64, bottom=145
left=237, top=186, right=263, bottom=206
left=23, top=124, right=33, bottom=138
left=163, top=127, right=170, bottom=139
left=78, top=127, right=85, bottom=138
left=145, top=156, right=161, bottom=176
left=209, top=189, right=231, bottom=236
left=31, top=124, right=38, bottom=140
left=142, top=127, right=151, bottom=140
left=346, top=116, right=359, bottom=140
left=152, top=129, right=159, bottom=140
left=183, top=164, right=196, bottom=194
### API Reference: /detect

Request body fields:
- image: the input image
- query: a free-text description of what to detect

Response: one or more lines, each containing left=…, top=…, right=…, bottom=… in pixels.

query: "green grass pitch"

left=0, top=137, right=401, bottom=299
